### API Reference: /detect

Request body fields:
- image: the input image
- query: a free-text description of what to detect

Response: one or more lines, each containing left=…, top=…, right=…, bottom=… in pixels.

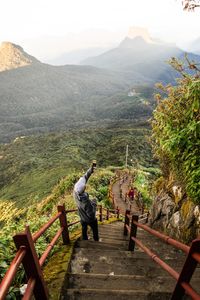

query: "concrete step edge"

left=65, top=288, right=172, bottom=295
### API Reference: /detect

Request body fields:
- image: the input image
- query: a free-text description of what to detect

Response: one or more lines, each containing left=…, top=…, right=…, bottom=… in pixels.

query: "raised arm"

left=74, top=167, right=93, bottom=195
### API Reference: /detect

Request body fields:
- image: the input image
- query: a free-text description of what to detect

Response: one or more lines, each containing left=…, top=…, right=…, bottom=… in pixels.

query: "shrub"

left=151, top=57, right=200, bottom=203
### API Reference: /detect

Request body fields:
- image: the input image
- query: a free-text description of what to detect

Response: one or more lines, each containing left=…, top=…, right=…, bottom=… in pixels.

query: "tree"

left=182, top=0, right=200, bottom=11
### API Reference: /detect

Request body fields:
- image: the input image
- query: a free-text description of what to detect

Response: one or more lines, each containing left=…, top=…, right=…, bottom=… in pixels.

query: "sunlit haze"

left=0, top=0, right=199, bottom=62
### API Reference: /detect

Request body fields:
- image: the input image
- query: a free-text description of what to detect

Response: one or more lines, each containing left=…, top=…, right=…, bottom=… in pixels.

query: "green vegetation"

left=0, top=126, right=153, bottom=207
left=151, top=57, right=200, bottom=203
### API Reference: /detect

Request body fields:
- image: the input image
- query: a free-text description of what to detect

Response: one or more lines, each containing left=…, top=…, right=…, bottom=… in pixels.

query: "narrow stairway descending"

left=60, top=176, right=200, bottom=300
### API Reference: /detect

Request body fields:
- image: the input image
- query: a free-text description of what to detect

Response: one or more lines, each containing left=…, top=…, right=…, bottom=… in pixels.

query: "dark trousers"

left=81, top=218, right=99, bottom=241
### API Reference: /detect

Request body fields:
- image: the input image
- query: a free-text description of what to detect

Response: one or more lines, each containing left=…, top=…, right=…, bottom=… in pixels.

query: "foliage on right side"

left=151, top=57, right=200, bottom=204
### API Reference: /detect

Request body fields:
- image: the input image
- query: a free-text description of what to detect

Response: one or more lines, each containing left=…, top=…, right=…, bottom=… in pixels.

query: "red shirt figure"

left=128, top=187, right=134, bottom=201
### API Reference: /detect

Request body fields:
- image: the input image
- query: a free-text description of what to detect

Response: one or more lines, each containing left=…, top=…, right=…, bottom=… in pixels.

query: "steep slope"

left=0, top=42, right=39, bottom=72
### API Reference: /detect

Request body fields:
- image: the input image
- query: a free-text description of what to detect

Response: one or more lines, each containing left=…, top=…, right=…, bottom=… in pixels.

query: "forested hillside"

left=0, top=125, right=154, bottom=206
left=0, top=62, right=134, bottom=142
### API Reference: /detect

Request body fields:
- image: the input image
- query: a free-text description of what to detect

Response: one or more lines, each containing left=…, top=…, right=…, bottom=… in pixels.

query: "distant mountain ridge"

left=81, top=36, right=182, bottom=66
left=0, top=59, right=138, bottom=143
left=0, top=42, right=39, bottom=72
left=81, top=36, right=200, bottom=83
left=1, top=38, right=199, bottom=143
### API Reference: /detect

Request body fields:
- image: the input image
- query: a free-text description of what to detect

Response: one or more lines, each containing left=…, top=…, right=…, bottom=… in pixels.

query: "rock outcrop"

left=0, top=41, right=39, bottom=72
left=149, top=179, right=200, bottom=243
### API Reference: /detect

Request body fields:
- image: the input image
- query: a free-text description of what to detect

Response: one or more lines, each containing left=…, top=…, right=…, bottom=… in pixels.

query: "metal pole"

left=125, top=145, right=128, bottom=168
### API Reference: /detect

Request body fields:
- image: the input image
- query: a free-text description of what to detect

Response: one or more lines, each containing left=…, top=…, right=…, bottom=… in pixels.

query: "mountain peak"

left=127, top=26, right=153, bottom=43
left=0, top=41, right=39, bottom=72
left=119, top=36, right=148, bottom=49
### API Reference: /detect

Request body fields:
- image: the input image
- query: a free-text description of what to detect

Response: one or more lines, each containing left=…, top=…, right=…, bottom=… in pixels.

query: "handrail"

left=0, top=204, right=118, bottom=300
left=66, top=209, right=78, bottom=213
left=131, top=236, right=200, bottom=300
left=139, top=213, right=148, bottom=219
left=98, top=205, right=120, bottom=222
left=39, top=227, right=64, bottom=267
left=0, top=247, right=26, bottom=299
left=125, top=212, right=190, bottom=254
left=32, top=211, right=62, bottom=242
left=0, top=204, right=80, bottom=300
left=124, top=210, right=200, bottom=300
left=68, top=220, right=80, bottom=227
left=22, top=277, right=36, bottom=300
left=133, top=219, right=190, bottom=254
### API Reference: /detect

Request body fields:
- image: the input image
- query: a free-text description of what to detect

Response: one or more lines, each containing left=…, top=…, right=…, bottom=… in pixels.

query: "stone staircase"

left=60, top=221, right=200, bottom=299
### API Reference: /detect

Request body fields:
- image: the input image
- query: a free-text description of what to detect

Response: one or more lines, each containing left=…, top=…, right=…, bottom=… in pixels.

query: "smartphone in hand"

left=92, top=160, right=97, bottom=168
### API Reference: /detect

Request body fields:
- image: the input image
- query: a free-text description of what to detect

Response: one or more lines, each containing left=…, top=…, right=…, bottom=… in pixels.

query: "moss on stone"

left=43, top=228, right=81, bottom=300
left=181, top=200, right=193, bottom=219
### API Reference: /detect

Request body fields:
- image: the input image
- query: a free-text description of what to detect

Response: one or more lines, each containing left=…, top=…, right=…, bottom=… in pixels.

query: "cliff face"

left=0, top=42, right=39, bottom=72
left=149, top=176, right=200, bottom=244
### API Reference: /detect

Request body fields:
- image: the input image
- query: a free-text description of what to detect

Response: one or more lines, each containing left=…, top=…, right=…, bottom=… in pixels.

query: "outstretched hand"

left=91, top=160, right=97, bottom=172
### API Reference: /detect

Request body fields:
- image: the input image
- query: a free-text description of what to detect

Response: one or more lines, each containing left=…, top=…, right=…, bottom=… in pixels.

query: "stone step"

left=66, top=273, right=178, bottom=292
left=75, top=239, right=128, bottom=250
left=66, top=273, right=200, bottom=295
left=72, top=248, right=193, bottom=268
left=61, top=288, right=173, bottom=300
left=75, top=241, right=124, bottom=250
left=100, top=222, right=123, bottom=227
left=72, top=252, right=186, bottom=269
left=98, top=227, right=124, bottom=233
left=65, top=219, right=200, bottom=300
left=70, top=256, right=187, bottom=277
left=73, top=248, right=149, bottom=258
left=97, top=230, right=125, bottom=236
left=93, top=231, right=128, bottom=240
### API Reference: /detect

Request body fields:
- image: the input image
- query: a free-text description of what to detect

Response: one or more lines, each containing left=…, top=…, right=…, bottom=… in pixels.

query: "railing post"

left=124, top=209, right=130, bottom=236
left=141, top=203, right=144, bottom=215
left=106, top=208, right=109, bottom=220
left=116, top=206, right=120, bottom=219
left=128, top=215, right=139, bottom=251
left=171, top=239, right=200, bottom=300
left=57, top=204, right=70, bottom=245
left=13, top=226, right=49, bottom=300
left=146, top=211, right=149, bottom=224
left=99, top=205, right=103, bottom=222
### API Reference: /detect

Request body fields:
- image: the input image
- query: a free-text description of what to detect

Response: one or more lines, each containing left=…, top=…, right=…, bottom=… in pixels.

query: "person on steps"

left=73, top=161, right=99, bottom=241
left=128, top=186, right=134, bottom=202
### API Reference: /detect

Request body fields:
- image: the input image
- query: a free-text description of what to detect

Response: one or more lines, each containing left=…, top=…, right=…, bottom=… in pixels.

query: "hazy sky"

left=0, top=0, right=199, bottom=61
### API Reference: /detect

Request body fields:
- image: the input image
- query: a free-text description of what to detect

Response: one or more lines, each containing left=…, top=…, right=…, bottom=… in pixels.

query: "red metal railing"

left=97, top=205, right=120, bottom=222
left=124, top=210, right=200, bottom=300
left=0, top=204, right=119, bottom=300
left=0, top=204, right=79, bottom=300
